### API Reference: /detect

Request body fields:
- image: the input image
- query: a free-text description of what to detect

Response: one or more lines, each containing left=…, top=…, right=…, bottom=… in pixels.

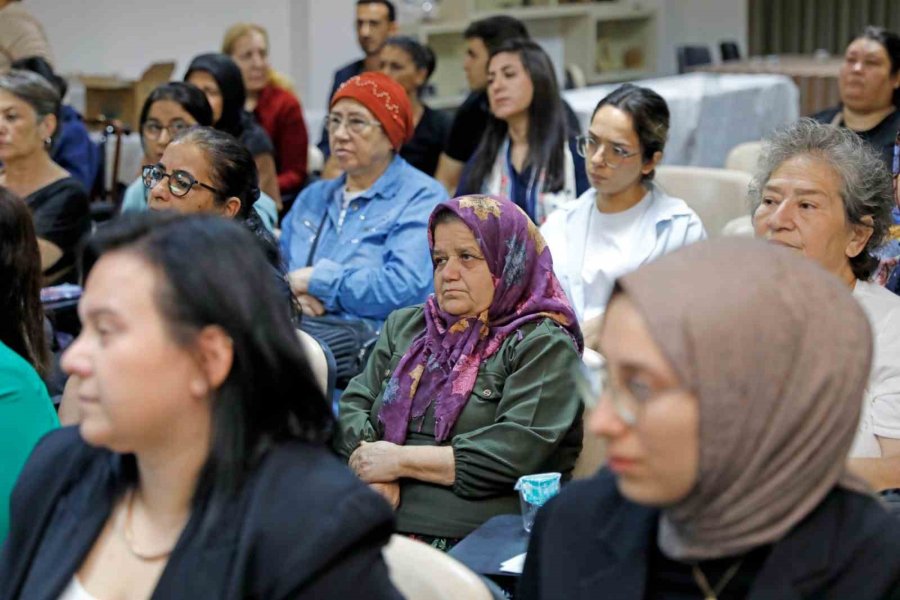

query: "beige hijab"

left=617, top=237, right=872, bottom=561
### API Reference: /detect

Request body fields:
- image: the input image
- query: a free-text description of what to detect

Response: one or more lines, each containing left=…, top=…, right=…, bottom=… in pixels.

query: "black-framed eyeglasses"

left=575, top=135, right=640, bottom=167
left=141, top=120, right=191, bottom=141
left=142, top=164, right=221, bottom=198
left=325, top=114, right=382, bottom=135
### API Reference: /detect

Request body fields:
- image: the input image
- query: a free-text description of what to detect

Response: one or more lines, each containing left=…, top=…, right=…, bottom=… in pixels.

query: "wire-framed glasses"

left=575, top=135, right=640, bottom=168
left=142, top=164, right=221, bottom=198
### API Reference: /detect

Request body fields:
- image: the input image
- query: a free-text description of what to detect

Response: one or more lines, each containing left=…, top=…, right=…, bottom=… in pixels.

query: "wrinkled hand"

left=349, top=441, right=403, bottom=483
left=369, top=482, right=401, bottom=510
left=287, top=267, right=314, bottom=296
left=295, top=293, right=325, bottom=316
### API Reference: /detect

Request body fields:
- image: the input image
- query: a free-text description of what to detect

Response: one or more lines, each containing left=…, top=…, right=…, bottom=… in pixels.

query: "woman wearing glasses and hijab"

left=520, top=238, right=900, bottom=600
left=540, top=84, right=705, bottom=346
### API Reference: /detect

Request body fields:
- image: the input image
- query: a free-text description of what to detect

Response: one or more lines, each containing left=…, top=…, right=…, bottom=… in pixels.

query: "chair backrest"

left=654, top=166, right=753, bottom=237
left=676, top=45, right=712, bottom=73
left=296, top=329, right=329, bottom=395
left=725, top=141, right=763, bottom=174
left=720, top=40, right=741, bottom=62
left=383, top=535, right=494, bottom=600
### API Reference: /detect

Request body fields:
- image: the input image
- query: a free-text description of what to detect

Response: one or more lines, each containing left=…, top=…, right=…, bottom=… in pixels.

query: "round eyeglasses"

left=325, top=114, right=383, bottom=135
left=141, top=121, right=191, bottom=141
left=142, top=164, right=222, bottom=198
left=575, top=135, right=640, bottom=168
left=572, top=356, right=685, bottom=426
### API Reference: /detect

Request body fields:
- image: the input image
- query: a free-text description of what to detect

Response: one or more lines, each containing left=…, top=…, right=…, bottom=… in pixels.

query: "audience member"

left=318, top=0, right=397, bottom=166
left=813, top=26, right=900, bottom=166
left=0, top=188, right=58, bottom=541
left=0, top=212, right=402, bottom=599
left=223, top=22, right=309, bottom=198
left=337, top=195, right=583, bottom=550
left=120, top=82, right=277, bottom=232
left=0, top=0, right=52, bottom=73
left=872, top=131, right=900, bottom=293
left=184, top=53, right=282, bottom=209
left=11, top=56, right=99, bottom=192
left=456, top=39, right=588, bottom=223
left=0, top=69, right=89, bottom=283
left=541, top=84, right=705, bottom=345
left=281, top=72, right=446, bottom=329
left=520, top=237, right=900, bottom=599
left=434, top=16, right=582, bottom=193
left=751, top=119, right=900, bottom=491
left=380, top=36, right=450, bottom=176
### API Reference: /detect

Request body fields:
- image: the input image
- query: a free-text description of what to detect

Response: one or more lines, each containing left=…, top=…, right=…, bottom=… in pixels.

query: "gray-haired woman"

left=752, top=118, right=900, bottom=490
left=0, top=69, right=89, bottom=283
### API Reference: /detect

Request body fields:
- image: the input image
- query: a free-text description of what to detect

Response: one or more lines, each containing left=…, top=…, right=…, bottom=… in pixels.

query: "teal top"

left=0, top=341, right=58, bottom=540
left=121, top=177, right=279, bottom=233
left=336, top=305, right=583, bottom=538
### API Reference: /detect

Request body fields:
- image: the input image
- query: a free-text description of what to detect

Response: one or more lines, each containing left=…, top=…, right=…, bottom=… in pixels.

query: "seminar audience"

left=337, top=195, right=583, bottom=550
left=0, top=212, right=402, bottom=599
left=813, top=26, right=900, bottom=166
left=0, top=188, right=58, bottom=541
left=184, top=52, right=282, bottom=208
left=542, top=84, right=705, bottom=345
left=380, top=36, right=450, bottom=177
left=223, top=22, right=309, bottom=198
left=751, top=119, right=900, bottom=491
left=0, top=69, right=89, bottom=283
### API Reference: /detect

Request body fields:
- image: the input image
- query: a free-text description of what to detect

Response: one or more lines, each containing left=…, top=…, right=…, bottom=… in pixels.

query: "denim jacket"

left=280, top=155, right=448, bottom=328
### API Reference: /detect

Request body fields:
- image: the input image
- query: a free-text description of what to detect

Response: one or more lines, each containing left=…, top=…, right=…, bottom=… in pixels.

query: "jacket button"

left=483, top=389, right=492, bottom=397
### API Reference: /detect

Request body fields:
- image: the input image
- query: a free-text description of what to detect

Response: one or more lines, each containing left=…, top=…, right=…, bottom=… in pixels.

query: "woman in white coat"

left=541, top=84, right=705, bottom=345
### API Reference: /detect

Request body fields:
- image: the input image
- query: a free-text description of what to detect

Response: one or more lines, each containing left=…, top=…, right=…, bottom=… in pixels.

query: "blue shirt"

left=51, top=105, right=100, bottom=191
left=280, top=155, right=447, bottom=327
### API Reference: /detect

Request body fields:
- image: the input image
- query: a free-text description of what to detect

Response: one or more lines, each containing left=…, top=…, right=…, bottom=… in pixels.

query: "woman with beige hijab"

left=519, top=238, right=900, bottom=600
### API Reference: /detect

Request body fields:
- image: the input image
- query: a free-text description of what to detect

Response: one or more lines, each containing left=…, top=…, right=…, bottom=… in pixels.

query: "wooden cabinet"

left=401, top=0, right=657, bottom=108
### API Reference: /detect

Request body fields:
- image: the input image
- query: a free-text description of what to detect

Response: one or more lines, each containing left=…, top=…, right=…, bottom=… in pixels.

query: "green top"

left=336, top=305, right=583, bottom=539
left=0, top=340, right=59, bottom=540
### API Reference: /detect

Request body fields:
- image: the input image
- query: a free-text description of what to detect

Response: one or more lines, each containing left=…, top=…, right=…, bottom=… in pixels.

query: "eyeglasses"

left=572, top=358, right=684, bottom=426
left=575, top=135, right=640, bottom=168
left=325, top=114, right=382, bottom=135
left=141, top=121, right=192, bottom=141
left=142, top=164, right=221, bottom=198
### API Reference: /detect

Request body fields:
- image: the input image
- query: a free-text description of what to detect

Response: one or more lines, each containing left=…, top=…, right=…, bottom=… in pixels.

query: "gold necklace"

left=691, top=559, right=743, bottom=600
left=118, top=489, right=176, bottom=562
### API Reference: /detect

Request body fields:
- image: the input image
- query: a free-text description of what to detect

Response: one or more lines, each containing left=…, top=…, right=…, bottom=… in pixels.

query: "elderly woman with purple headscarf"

left=336, top=194, right=584, bottom=550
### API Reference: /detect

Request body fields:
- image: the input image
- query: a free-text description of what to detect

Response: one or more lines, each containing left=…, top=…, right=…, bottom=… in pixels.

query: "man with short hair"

left=318, top=0, right=397, bottom=164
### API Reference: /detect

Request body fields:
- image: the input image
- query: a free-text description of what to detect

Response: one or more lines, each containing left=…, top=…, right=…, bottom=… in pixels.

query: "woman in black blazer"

left=0, top=212, right=402, bottom=599
left=520, top=238, right=900, bottom=600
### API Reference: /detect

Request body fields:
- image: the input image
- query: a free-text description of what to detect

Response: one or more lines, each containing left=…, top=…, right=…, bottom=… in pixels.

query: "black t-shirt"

left=26, top=176, right=90, bottom=283
left=238, top=111, right=275, bottom=158
left=812, top=106, right=900, bottom=168
left=644, top=542, right=771, bottom=600
left=400, top=105, right=451, bottom=176
left=444, top=90, right=583, bottom=163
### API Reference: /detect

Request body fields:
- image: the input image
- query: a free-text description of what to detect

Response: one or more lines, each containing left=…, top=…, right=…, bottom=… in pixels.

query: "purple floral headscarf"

left=378, top=195, right=582, bottom=444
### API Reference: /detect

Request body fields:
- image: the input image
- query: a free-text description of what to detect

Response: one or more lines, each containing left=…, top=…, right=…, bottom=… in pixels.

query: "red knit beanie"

left=330, top=72, right=414, bottom=151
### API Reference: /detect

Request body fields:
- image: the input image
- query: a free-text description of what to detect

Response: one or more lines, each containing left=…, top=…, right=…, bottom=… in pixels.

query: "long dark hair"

left=139, top=82, right=214, bottom=131
left=184, top=53, right=247, bottom=138
left=0, top=189, right=50, bottom=376
left=592, top=83, right=670, bottom=183
left=459, top=39, right=568, bottom=195
left=81, top=212, right=333, bottom=502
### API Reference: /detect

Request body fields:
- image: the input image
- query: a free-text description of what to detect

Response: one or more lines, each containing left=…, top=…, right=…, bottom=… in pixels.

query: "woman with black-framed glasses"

left=541, top=84, right=705, bottom=349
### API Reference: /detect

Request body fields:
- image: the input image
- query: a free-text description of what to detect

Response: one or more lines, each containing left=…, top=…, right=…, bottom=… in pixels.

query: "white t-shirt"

left=58, top=578, right=100, bottom=600
left=579, top=193, right=654, bottom=321
left=850, top=280, right=900, bottom=457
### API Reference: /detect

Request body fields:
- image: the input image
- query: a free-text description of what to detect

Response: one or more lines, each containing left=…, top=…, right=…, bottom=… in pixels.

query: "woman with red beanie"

left=280, top=72, right=448, bottom=384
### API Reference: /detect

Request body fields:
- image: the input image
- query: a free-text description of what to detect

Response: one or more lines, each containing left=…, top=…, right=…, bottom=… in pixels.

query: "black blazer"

left=0, top=427, right=403, bottom=600
left=519, top=469, right=900, bottom=600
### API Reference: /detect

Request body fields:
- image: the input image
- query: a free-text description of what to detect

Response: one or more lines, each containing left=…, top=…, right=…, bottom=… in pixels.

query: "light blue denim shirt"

left=280, top=155, right=447, bottom=327
left=120, top=176, right=278, bottom=233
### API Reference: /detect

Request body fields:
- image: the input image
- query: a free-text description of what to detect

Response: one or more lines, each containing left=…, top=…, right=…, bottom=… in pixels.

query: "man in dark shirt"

left=318, top=0, right=397, bottom=170
left=434, top=16, right=581, bottom=194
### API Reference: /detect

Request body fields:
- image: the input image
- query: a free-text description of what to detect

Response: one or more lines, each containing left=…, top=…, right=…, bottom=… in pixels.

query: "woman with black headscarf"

left=185, top=52, right=282, bottom=208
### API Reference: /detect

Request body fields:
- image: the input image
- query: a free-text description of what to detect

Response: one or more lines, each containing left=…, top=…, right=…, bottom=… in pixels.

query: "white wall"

left=655, top=0, right=748, bottom=73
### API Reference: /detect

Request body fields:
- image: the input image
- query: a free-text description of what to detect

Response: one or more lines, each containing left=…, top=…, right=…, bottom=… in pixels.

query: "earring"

left=43, top=137, right=52, bottom=148
left=189, top=378, right=208, bottom=398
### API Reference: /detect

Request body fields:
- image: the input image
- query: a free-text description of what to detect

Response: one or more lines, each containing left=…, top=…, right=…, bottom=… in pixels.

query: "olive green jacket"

left=335, top=305, right=583, bottom=539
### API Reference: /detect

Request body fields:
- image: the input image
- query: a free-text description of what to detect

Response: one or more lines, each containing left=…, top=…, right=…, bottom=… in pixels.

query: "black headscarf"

left=184, top=53, right=246, bottom=138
